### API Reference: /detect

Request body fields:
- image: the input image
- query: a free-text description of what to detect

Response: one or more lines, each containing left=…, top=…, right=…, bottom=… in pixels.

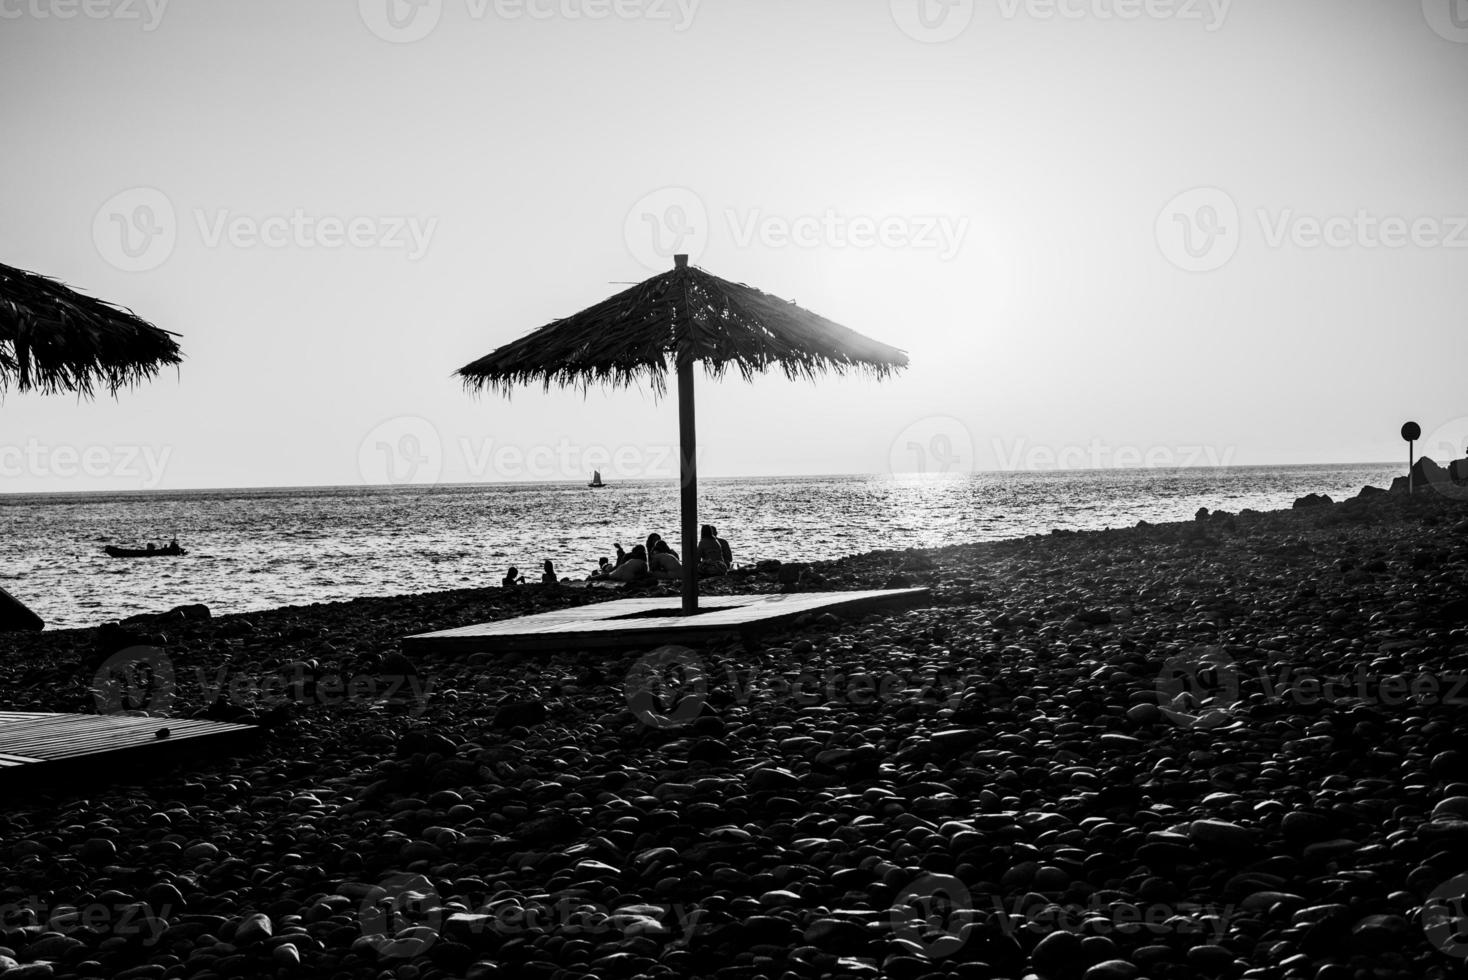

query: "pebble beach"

left=2, top=487, right=1467, bottom=980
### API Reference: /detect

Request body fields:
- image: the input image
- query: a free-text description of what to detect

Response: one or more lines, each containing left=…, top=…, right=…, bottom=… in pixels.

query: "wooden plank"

left=0, top=712, right=259, bottom=791
left=404, top=588, right=929, bottom=655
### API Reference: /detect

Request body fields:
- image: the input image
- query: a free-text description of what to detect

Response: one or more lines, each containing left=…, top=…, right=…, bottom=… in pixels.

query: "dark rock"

left=1032, top=930, right=1085, bottom=979
left=1350, top=913, right=1408, bottom=953
left=777, top=565, right=806, bottom=586
left=1389, top=456, right=1451, bottom=493
left=1081, top=960, right=1138, bottom=980
left=1292, top=493, right=1332, bottom=509
left=802, top=918, right=866, bottom=952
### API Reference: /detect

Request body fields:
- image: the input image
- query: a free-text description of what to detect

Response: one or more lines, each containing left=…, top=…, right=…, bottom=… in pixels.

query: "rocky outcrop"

left=1389, top=456, right=1451, bottom=493
left=1292, top=492, right=1333, bottom=508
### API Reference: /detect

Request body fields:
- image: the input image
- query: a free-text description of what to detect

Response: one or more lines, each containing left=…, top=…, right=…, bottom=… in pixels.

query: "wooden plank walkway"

left=403, top=588, right=930, bottom=655
left=0, top=712, right=259, bottom=790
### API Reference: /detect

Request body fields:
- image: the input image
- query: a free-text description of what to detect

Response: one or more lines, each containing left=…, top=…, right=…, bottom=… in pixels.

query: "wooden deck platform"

left=403, top=588, right=929, bottom=655
left=0, top=712, right=259, bottom=791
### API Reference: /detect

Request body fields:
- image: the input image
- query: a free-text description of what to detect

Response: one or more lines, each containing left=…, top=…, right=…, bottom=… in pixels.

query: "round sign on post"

left=1403, top=421, right=1421, bottom=494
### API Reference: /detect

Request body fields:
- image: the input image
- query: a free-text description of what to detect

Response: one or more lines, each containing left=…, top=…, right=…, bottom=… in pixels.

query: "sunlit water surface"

left=1, top=465, right=1400, bottom=628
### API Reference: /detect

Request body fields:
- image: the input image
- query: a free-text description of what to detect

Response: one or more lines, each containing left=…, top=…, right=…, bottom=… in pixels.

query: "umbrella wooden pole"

left=677, top=356, right=698, bottom=613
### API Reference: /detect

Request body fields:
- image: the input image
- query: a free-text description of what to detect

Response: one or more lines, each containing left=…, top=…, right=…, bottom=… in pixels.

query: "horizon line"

left=0, top=461, right=1402, bottom=499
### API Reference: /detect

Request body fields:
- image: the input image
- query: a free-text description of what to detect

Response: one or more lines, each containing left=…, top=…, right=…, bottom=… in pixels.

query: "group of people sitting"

left=501, top=560, right=562, bottom=587
left=499, top=524, right=733, bottom=588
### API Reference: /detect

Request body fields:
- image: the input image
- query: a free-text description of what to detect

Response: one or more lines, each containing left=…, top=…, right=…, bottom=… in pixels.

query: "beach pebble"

left=2, top=487, right=1465, bottom=979
left=234, top=912, right=273, bottom=944
left=2, top=965, right=55, bottom=979
left=1031, top=930, right=1084, bottom=978
left=494, top=699, right=548, bottom=729
left=1431, top=796, right=1468, bottom=820
left=1188, top=819, right=1255, bottom=849
left=748, top=767, right=801, bottom=793
left=1125, top=703, right=1161, bottom=725
left=1081, top=960, right=1137, bottom=980
left=78, top=838, right=117, bottom=864
left=1351, top=913, right=1409, bottom=950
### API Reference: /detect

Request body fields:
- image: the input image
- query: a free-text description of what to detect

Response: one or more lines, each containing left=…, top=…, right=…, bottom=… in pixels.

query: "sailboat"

left=588, top=470, right=606, bottom=488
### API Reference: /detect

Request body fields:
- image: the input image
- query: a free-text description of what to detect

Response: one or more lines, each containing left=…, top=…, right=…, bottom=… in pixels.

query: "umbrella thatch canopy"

left=459, top=255, right=908, bottom=611
left=1, top=262, right=182, bottom=397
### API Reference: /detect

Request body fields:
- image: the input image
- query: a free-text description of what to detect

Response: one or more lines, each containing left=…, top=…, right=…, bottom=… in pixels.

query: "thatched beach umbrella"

left=0, top=262, right=181, bottom=632
left=0, top=262, right=182, bottom=397
left=459, top=254, right=908, bottom=612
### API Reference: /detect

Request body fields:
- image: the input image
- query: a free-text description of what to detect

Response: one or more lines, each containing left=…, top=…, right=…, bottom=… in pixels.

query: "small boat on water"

left=588, top=470, right=606, bottom=488
left=105, top=544, right=187, bottom=559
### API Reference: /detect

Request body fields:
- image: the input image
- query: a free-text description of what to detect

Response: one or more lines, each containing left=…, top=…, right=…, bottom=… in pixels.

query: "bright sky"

left=4, top=0, right=1467, bottom=492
